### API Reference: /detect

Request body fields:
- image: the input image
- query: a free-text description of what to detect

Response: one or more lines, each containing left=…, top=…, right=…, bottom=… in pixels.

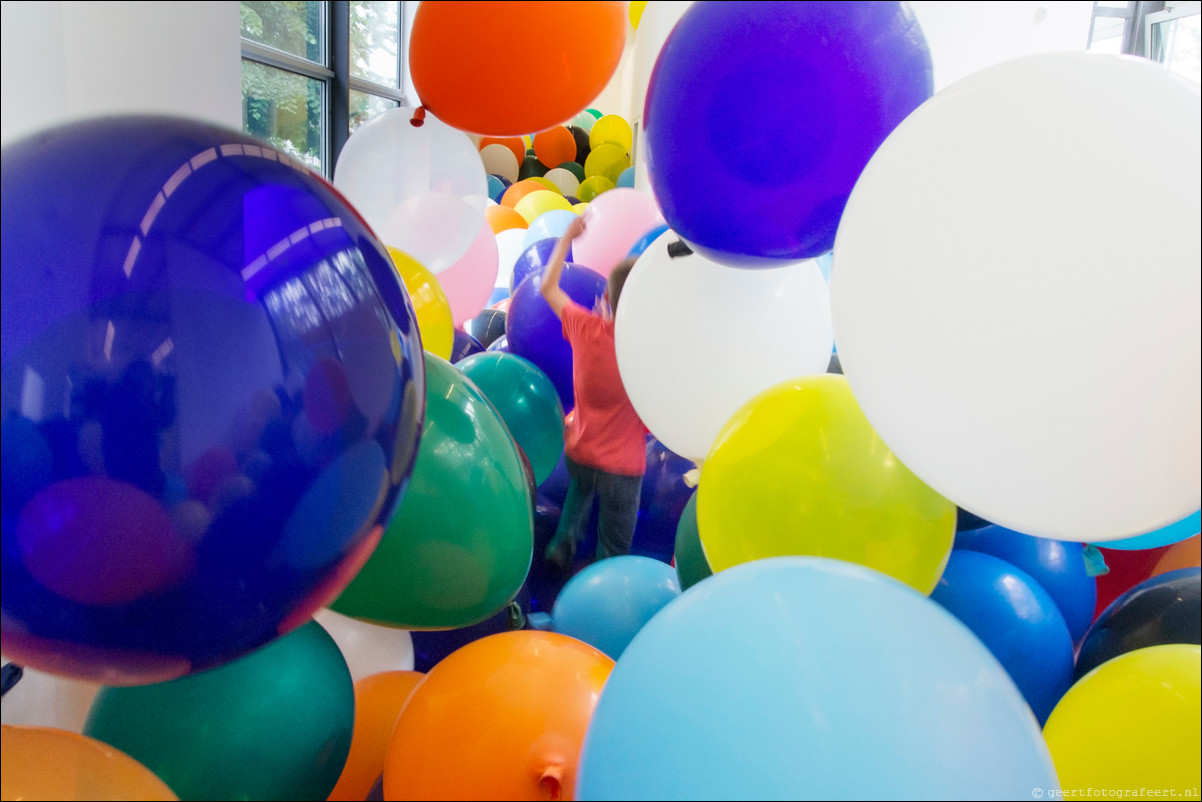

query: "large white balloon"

left=333, top=107, right=487, bottom=273
left=312, top=608, right=414, bottom=683
left=480, top=143, right=519, bottom=183
left=616, top=232, right=833, bottom=462
left=831, top=53, right=1201, bottom=542
left=0, top=659, right=99, bottom=732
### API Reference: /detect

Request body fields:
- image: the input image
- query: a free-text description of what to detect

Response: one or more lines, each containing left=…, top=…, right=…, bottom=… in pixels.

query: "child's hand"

left=563, top=216, right=587, bottom=242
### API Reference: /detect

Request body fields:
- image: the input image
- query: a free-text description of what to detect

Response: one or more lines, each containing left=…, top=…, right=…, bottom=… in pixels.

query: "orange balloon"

left=485, top=205, right=529, bottom=235
left=480, top=136, right=526, bottom=168
left=1, top=725, right=178, bottom=801
left=382, top=631, right=613, bottom=801
left=411, top=2, right=627, bottom=136
left=501, top=179, right=554, bottom=210
left=534, top=127, right=577, bottom=169
left=1153, top=535, right=1201, bottom=577
left=327, top=671, right=424, bottom=802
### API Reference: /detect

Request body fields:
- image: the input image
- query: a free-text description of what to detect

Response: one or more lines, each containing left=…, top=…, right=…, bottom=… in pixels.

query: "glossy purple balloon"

left=509, top=238, right=573, bottom=295
left=645, top=1, right=932, bottom=265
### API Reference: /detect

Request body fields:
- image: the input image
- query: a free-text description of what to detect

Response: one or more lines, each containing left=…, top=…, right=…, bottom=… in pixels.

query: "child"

left=539, top=217, right=646, bottom=573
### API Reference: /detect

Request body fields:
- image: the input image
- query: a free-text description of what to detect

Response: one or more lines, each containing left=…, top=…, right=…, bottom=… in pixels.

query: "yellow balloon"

left=526, top=176, right=563, bottom=195
left=577, top=175, right=616, bottom=203
left=1, top=725, right=179, bottom=801
left=584, top=143, right=631, bottom=184
left=513, top=190, right=573, bottom=224
left=629, top=0, right=647, bottom=29
left=589, top=115, right=633, bottom=153
left=387, top=247, right=453, bottom=360
left=697, top=375, right=955, bottom=594
left=1044, top=644, right=1200, bottom=798
left=572, top=202, right=589, bottom=214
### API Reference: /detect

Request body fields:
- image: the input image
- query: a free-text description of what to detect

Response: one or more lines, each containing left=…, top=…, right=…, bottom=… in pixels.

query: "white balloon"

left=313, top=608, right=414, bottom=683
left=480, top=143, right=520, bottom=183
left=543, top=167, right=581, bottom=198
left=831, top=53, right=1201, bottom=542
left=615, top=232, right=833, bottom=462
left=333, top=107, right=486, bottom=273
left=495, top=228, right=528, bottom=291
left=0, top=658, right=99, bottom=732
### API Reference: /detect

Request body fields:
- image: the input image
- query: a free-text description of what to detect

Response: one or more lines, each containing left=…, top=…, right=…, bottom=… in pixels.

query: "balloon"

left=509, top=238, right=575, bottom=296
left=486, top=334, right=509, bottom=353
left=523, top=210, right=579, bottom=250
left=327, top=671, right=424, bottom=802
left=1075, top=568, right=1201, bottom=678
left=480, top=136, right=526, bottom=166
left=467, top=307, right=509, bottom=348
left=485, top=204, right=528, bottom=235
left=583, top=143, right=630, bottom=184
left=1096, top=510, right=1201, bottom=551
left=569, top=111, right=596, bottom=132
left=543, top=166, right=582, bottom=197
left=334, top=106, right=487, bottom=273
left=312, top=608, right=415, bottom=682
left=1, top=726, right=178, bottom=801
left=1044, top=644, right=1200, bottom=796
left=534, top=126, right=577, bottom=168
left=570, top=188, right=664, bottom=277
left=330, top=355, right=532, bottom=629
left=589, top=115, right=633, bottom=153
left=576, top=557, right=1058, bottom=800
left=832, top=54, right=1200, bottom=541
left=615, top=166, right=635, bottom=188
left=645, top=2, right=932, bottom=265
left=931, top=551, right=1074, bottom=723
left=629, top=0, right=646, bottom=29
left=625, top=223, right=670, bottom=259
left=697, top=376, right=955, bottom=593
left=586, top=109, right=603, bottom=120
left=673, top=494, right=712, bottom=591
left=633, top=438, right=695, bottom=564
left=573, top=202, right=590, bottom=214
left=383, top=632, right=613, bottom=800
left=954, top=524, right=1097, bottom=643
left=388, top=247, right=454, bottom=360
left=1094, top=545, right=1171, bottom=618
left=495, top=227, right=529, bottom=292
left=84, top=621, right=353, bottom=801
left=569, top=125, right=591, bottom=164
left=487, top=174, right=510, bottom=203
left=551, top=555, right=680, bottom=660
left=616, top=234, right=832, bottom=461
left=557, top=160, right=586, bottom=182
left=456, top=353, right=565, bottom=485
left=506, top=264, right=607, bottom=412
left=432, top=220, right=500, bottom=327
left=577, top=175, right=615, bottom=202
left=527, top=175, right=563, bottom=194
left=1154, top=535, right=1201, bottom=577
left=1, top=116, right=423, bottom=684
left=479, top=143, right=519, bottom=183
left=410, top=2, right=625, bottom=135
left=0, top=662, right=99, bottom=733
left=450, top=329, right=486, bottom=363
left=501, top=178, right=552, bottom=209
left=514, top=189, right=573, bottom=224
left=518, top=154, right=548, bottom=180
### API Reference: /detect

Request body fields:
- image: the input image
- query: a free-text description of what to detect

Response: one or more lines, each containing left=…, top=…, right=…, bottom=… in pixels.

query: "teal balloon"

left=455, top=352, right=565, bottom=485
left=616, top=166, right=636, bottom=188
left=577, top=558, right=1058, bottom=800
left=330, top=354, right=533, bottom=629
left=1094, top=510, right=1200, bottom=551
left=673, top=494, right=712, bottom=590
left=83, top=621, right=353, bottom=801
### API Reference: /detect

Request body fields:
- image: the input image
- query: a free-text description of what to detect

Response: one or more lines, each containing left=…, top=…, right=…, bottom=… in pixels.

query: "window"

left=241, top=1, right=407, bottom=176
left=1146, top=1, right=1202, bottom=84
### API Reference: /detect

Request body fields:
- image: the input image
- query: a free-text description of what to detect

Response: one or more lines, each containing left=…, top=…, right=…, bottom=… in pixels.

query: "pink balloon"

left=438, top=220, right=500, bottom=326
left=572, top=188, right=665, bottom=277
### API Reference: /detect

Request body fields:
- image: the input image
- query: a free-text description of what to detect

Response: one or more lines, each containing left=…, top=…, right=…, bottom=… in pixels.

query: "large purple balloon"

left=509, top=237, right=573, bottom=296
left=505, top=264, right=606, bottom=412
left=645, top=1, right=932, bottom=266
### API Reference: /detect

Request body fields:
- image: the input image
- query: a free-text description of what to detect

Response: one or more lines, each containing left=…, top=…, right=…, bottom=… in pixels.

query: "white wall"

left=1, top=1, right=241, bottom=146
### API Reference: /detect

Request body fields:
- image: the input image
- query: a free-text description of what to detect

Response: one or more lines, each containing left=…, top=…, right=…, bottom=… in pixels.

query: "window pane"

left=242, top=59, right=325, bottom=172
left=1089, top=16, right=1126, bottom=52
left=240, top=1, right=325, bottom=65
left=350, top=1, right=401, bottom=89
left=1158, top=14, right=1201, bottom=85
left=349, top=90, right=400, bottom=135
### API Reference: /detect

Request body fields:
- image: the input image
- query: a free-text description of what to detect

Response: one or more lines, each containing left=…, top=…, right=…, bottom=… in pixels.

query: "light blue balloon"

left=487, top=174, right=506, bottom=204
left=551, top=555, right=680, bottom=659
left=616, top=166, right=636, bottom=188
left=577, top=557, right=1058, bottom=801
left=814, top=250, right=833, bottom=282
left=1094, top=510, right=1200, bottom=551
left=523, top=209, right=579, bottom=250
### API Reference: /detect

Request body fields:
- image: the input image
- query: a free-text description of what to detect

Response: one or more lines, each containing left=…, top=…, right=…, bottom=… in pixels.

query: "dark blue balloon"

left=1075, top=567, right=1200, bottom=679
left=632, top=438, right=695, bottom=564
left=645, top=1, right=933, bottom=265
left=506, top=264, right=606, bottom=412
left=449, top=329, right=486, bottom=364
left=485, top=334, right=509, bottom=353
left=626, top=224, right=671, bottom=260
left=410, top=584, right=531, bottom=672
left=1, top=116, right=424, bottom=684
left=932, top=551, right=1075, bottom=724
left=955, top=524, right=1097, bottom=643
left=467, top=308, right=508, bottom=347
left=510, top=238, right=573, bottom=296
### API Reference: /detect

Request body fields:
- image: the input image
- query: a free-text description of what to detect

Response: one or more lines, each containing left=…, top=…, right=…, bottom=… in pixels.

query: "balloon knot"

left=1082, top=544, right=1110, bottom=578
left=667, top=239, right=693, bottom=259
left=410, top=106, right=427, bottom=128
left=682, top=467, right=701, bottom=488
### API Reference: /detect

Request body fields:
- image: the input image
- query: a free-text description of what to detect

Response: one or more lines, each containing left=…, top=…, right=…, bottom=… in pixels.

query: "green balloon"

left=455, top=352, right=564, bottom=485
left=586, top=107, right=604, bottom=119
left=83, top=621, right=353, bottom=801
left=518, top=154, right=548, bottom=180
left=556, top=161, right=587, bottom=183
left=674, top=493, right=713, bottom=591
left=331, top=354, right=533, bottom=629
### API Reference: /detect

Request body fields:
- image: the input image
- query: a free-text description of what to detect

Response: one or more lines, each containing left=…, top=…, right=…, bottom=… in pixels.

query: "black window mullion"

left=330, top=0, right=351, bottom=172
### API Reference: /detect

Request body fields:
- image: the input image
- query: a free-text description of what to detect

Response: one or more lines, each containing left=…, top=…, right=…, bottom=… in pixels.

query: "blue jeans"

left=546, top=456, right=642, bottom=568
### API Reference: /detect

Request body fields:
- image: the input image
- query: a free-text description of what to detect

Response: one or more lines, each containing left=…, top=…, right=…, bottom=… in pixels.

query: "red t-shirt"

left=561, top=302, right=646, bottom=476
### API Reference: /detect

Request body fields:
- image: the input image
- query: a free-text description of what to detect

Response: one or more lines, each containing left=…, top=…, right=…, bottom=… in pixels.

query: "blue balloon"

left=576, top=558, right=1058, bottom=800
left=485, top=334, right=509, bottom=353
left=551, top=556, right=680, bottom=659
left=506, top=263, right=606, bottom=412
left=411, top=584, right=531, bottom=672
left=449, top=329, right=486, bottom=364
left=814, top=250, right=833, bottom=282
left=954, top=524, right=1097, bottom=643
left=632, top=438, right=695, bottom=564
left=523, top=210, right=579, bottom=250
left=615, top=166, right=636, bottom=188
left=486, top=286, right=510, bottom=308
left=931, top=551, right=1075, bottom=724
left=487, top=174, right=511, bottom=204
left=0, top=115, right=424, bottom=684
left=625, top=224, right=671, bottom=260
left=644, top=2, right=932, bottom=266
left=510, top=237, right=572, bottom=295
left=1094, top=510, right=1200, bottom=551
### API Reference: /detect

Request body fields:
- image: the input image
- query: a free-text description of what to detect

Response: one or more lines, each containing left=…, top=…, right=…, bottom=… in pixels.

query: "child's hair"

left=607, top=257, right=638, bottom=314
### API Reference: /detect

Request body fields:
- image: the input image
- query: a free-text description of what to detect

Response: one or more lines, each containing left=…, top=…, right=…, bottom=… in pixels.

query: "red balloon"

left=1094, top=545, right=1171, bottom=618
